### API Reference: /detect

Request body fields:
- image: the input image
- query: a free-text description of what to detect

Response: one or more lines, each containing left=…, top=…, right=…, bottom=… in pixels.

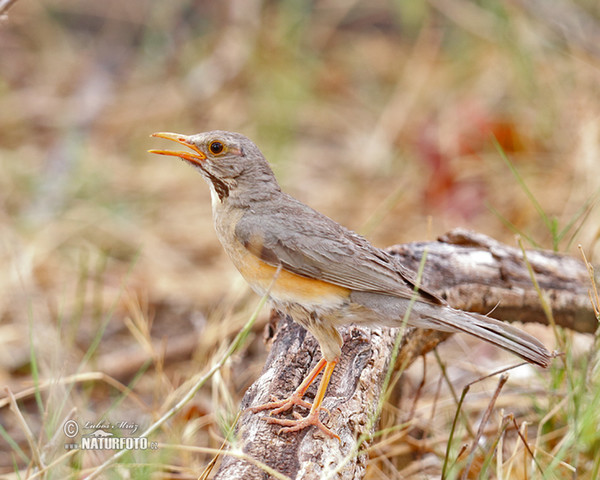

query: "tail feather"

left=417, top=305, right=552, bottom=368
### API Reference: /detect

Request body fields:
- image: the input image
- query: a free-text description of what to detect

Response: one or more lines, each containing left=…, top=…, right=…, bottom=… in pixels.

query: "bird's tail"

left=414, top=304, right=552, bottom=368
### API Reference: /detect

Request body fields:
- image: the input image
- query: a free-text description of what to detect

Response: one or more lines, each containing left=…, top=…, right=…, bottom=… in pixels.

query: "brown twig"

left=0, top=0, right=20, bottom=17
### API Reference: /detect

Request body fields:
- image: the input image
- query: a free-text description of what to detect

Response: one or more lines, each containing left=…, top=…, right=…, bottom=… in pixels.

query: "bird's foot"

left=267, top=410, right=340, bottom=440
left=249, top=393, right=312, bottom=416
left=248, top=358, right=338, bottom=439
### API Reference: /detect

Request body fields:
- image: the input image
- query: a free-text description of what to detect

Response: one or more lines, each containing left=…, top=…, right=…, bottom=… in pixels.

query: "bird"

left=149, top=130, right=552, bottom=438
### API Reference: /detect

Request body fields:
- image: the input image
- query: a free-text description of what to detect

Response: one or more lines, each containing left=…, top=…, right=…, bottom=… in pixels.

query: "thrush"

left=149, top=130, right=552, bottom=438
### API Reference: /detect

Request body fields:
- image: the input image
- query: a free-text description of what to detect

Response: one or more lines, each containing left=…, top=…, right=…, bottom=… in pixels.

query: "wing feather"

left=235, top=194, right=443, bottom=304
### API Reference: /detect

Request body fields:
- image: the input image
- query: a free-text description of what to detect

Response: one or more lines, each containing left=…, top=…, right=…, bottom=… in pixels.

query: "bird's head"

left=149, top=130, right=279, bottom=203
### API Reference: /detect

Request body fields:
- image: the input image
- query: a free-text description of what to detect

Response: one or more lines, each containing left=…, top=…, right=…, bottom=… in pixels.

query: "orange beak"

left=148, top=132, right=206, bottom=166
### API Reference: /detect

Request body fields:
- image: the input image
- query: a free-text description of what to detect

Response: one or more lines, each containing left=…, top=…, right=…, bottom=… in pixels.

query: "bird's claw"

left=267, top=411, right=340, bottom=441
left=249, top=393, right=312, bottom=415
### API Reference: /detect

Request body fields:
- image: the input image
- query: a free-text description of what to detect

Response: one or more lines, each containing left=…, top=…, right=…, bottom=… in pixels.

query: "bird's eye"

left=209, top=141, right=225, bottom=155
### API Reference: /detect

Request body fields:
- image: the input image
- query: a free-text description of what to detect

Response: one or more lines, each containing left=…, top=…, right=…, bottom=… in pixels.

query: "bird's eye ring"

left=209, top=141, right=225, bottom=155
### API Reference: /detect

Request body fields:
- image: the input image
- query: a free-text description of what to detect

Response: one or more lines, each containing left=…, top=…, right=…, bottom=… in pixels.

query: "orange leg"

left=250, top=358, right=327, bottom=415
left=266, top=359, right=340, bottom=440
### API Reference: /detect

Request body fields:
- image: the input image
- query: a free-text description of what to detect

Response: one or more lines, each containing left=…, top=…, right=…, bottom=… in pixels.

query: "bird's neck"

left=206, top=173, right=230, bottom=203
left=210, top=173, right=282, bottom=210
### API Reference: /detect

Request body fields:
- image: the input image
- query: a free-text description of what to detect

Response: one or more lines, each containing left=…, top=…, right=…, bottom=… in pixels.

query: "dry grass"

left=1, top=0, right=599, bottom=478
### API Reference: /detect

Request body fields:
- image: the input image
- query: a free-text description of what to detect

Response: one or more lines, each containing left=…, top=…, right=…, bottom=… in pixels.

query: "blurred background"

left=1, top=0, right=599, bottom=478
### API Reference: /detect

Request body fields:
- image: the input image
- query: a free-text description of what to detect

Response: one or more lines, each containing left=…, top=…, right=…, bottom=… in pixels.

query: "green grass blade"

left=486, top=201, right=541, bottom=248
left=0, top=424, right=29, bottom=464
left=493, top=138, right=553, bottom=232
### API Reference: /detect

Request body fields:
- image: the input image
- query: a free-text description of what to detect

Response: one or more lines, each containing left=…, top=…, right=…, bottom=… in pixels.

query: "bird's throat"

left=206, top=172, right=229, bottom=201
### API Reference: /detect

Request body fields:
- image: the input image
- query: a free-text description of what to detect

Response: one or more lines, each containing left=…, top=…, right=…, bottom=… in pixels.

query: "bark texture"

left=213, top=229, right=597, bottom=480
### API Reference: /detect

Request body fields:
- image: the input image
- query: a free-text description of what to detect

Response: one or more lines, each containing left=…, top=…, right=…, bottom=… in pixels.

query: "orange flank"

left=235, top=249, right=351, bottom=305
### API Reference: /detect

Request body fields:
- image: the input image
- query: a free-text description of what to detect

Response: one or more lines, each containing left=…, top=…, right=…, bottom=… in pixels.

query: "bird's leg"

left=266, top=358, right=340, bottom=440
left=250, top=357, right=327, bottom=415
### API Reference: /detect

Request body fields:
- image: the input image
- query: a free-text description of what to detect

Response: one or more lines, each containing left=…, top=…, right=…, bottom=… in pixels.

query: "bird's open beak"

left=148, top=132, right=206, bottom=166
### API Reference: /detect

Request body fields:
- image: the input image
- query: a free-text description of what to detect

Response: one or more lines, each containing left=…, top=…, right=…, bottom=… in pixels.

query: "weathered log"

left=213, top=229, right=597, bottom=480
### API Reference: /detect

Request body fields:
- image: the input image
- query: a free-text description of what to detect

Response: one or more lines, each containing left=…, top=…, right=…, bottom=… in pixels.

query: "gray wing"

left=235, top=194, right=444, bottom=304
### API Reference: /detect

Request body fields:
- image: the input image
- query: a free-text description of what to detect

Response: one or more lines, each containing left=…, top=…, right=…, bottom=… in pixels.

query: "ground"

left=0, top=1, right=599, bottom=478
